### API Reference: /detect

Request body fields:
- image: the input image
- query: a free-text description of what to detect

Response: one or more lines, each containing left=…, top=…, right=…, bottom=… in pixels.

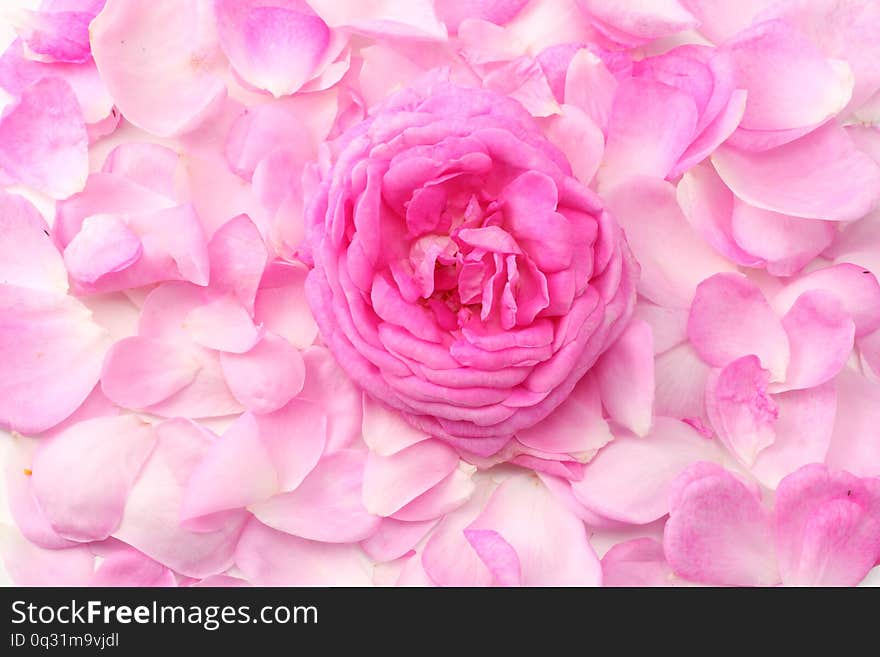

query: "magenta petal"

left=0, top=77, right=87, bottom=199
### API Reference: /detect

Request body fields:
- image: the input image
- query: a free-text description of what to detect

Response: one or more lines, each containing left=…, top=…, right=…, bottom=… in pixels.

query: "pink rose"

left=304, top=80, right=637, bottom=450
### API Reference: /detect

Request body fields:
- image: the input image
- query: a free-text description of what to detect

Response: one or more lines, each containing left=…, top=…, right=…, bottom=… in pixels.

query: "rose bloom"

left=303, top=79, right=637, bottom=452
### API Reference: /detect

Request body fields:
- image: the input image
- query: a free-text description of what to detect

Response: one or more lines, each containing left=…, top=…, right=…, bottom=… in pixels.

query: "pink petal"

left=225, top=102, right=314, bottom=181
left=729, top=200, right=836, bottom=277
left=90, top=547, right=176, bottom=587
left=542, top=103, right=604, bottom=186
left=594, top=319, right=654, bottom=436
left=254, top=262, right=318, bottom=349
left=30, top=416, right=155, bottom=542
left=206, top=214, right=268, bottom=314
left=101, top=142, right=181, bottom=198
left=563, top=48, right=618, bottom=132
left=0, top=287, right=109, bottom=433
left=705, top=355, right=778, bottom=466
left=604, top=178, right=736, bottom=308
left=186, top=295, right=263, bottom=353
left=251, top=449, right=381, bottom=543
left=572, top=417, right=722, bottom=524
left=361, top=518, right=437, bottom=562
left=772, top=263, right=880, bottom=338
left=0, top=191, right=68, bottom=294
left=253, top=397, right=328, bottom=491
left=774, top=463, right=880, bottom=586
left=362, top=393, right=429, bottom=456
left=664, top=463, right=779, bottom=586
left=465, top=475, right=602, bottom=586
left=0, top=530, right=94, bottom=586
left=113, top=418, right=246, bottom=578
left=216, top=0, right=330, bottom=97
left=688, top=273, right=790, bottom=380
left=654, top=343, right=712, bottom=425
left=179, top=413, right=278, bottom=528
left=825, top=368, right=880, bottom=478
left=717, top=20, right=852, bottom=134
left=362, top=439, right=460, bottom=517
left=390, top=466, right=475, bottom=522
left=235, top=518, right=372, bottom=586
left=89, top=0, right=227, bottom=136
left=516, top=373, right=612, bottom=456
left=0, top=77, right=87, bottom=199
left=601, top=538, right=681, bottom=587
left=101, top=336, right=200, bottom=409
left=779, top=290, right=855, bottom=390
left=421, top=490, right=494, bottom=586
left=63, top=213, right=143, bottom=284
left=435, top=0, right=528, bottom=32
left=598, top=77, right=698, bottom=190
left=712, top=123, right=880, bottom=222
left=579, top=0, right=697, bottom=46
left=680, top=0, right=776, bottom=43
left=750, top=383, right=836, bottom=489
left=220, top=333, right=305, bottom=414
left=307, top=0, right=447, bottom=40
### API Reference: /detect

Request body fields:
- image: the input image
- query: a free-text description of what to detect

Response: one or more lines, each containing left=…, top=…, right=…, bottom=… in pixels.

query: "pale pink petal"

left=750, top=383, right=836, bottom=489
left=307, top=0, right=447, bottom=40
left=113, top=418, right=246, bottom=578
left=0, top=287, right=109, bottom=433
left=572, top=417, right=723, bottom=524
left=362, top=393, right=430, bottom=456
left=717, top=20, right=852, bottom=135
left=779, top=290, right=855, bottom=390
left=594, top=319, right=654, bottom=436
left=688, top=273, right=790, bottom=380
left=100, top=336, right=200, bottom=409
left=253, top=263, right=318, bottom=349
left=361, top=518, right=437, bottom=562
left=220, top=333, right=305, bottom=414
left=482, top=56, right=560, bottom=118
left=633, top=303, right=688, bottom=355
left=670, top=89, right=747, bottom=178
left=772, top=264, right=880, bottom=338
left=435, top=0, right=529, bottom=32
left=128, top=204, right=210, bottom=287
left=542, top=103, right=604, bottom=186
left=465, top=474, right=602, bottom=586
left=216, top=0, right=330, bottom=97
left=578, top=0, right=697, bottom=46
left=516, top=373, right=612, bottom=456
left=224, top=102, right=314, bottom=181
left=30, top=416, right=155, bottom=542
left=730, top=201, right=836, bottom=277
left=185, top=295, right=263, bottom=353
left=0, top=77, right=87, bottom=199
left=90, top=0, right=227, bottom=137
left=680, top=0, right=776, bottom=43
left=235, top=518, right=372, bottom=586
left=101, top=142, right=181, bottom=198
left=664, top=463, right=779, bottom=586
left=362, top=439, right=460, bottom=517
left=825, top=368, right=880, bottom=478
left=0, top=191, right=68, bottom=294
left=563, top=48, right=618, bottom=132
left=602, top=538, right=680, bottom=586
left=705, top=356, right=778, bottom=466
left=253, top=397, right=327, bottom=491
left=207, top=214, right=268, bottom=314
left=300, top=347, right=361, bottom=452
left=90, top=545, right=175, bottom=587
left=604, top=177, right=736, bottom=308
left=774, top=463, right=880, bottom=586
left=390, top=466, right=475, bottom=522
left=179, top=413, right=278, bottom=528
left=0, top=529, right=94, bottom=586
left=251, top=449, right=381, bottom=543
left=712, top=123, right=880, bottom=222
left=598, top=77, right=698, bottom=190
left=63, top=213, right=142, bottom=284
left=654, top=343, right=712, bottom=429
